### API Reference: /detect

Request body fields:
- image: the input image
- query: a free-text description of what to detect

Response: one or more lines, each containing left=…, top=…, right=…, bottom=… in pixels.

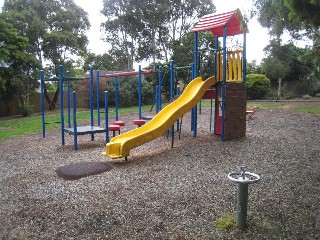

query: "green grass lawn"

left=0, top=105, right=148, bottom=142
left=248, top=101, right=320, bottom=115
left=1, top=101, right=319, bottom=142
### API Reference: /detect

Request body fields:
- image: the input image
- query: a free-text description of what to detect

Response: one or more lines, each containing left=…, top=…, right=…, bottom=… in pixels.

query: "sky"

left=0, top=0, right=272, bottom=66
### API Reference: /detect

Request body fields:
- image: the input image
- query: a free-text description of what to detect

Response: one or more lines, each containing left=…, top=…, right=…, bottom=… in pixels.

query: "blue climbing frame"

left=40, top=66, right=109, bottom=150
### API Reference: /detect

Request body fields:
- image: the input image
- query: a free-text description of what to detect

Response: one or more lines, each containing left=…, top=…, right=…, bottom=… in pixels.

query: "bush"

left=266, top=91, right=278, bottom=100
left=21, top=102, right=34, bottom=117
left=245, top=74, right=271, bottom=99
left=106, top=76, right=155, bottom=107
left=302, top=94, right=312, bottom=100
left=282, top=90, right=296, bottom=100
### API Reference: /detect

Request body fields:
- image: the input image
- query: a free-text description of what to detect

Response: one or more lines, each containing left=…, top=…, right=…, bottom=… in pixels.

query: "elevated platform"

left=64, top=125, right=106, bottom=135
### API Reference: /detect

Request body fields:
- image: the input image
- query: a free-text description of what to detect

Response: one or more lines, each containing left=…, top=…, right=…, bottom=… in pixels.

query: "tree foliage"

left=252, top=0, right=320, bottom=37
left=261, top=39, right=315, bottom=94
left=1, top=0, right=90, bottom=111
left=253, top=0, right=320, bottom=95
left=101, top=0, right=215, bottom=69
left=260, top=38, right=320, bottom=96
left=285, top=0, right=320, bottom=30
left=0, top=15, right=40, bottom=115
left=83, top=53, right=116, bottom=71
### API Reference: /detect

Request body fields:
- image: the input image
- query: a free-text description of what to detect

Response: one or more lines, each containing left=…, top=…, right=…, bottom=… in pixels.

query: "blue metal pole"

left=193, top=104, right=197, bottom=138
left=222, top=28, right=227, bottom=83
left=97, top=70, right=101, bottom=126
left=104, top=91, right=109, bottom=143
left=59, top=65, right=65, bottom=145
left=115, top=76, right=119, bottom=121
left=193, top=32, right=198, bottom=79
left=72, top=91, right=78, bottom=150
left=170, top=61, right=174, bottom=102
left=214, top=36, right=219, bottom=135
left=138, top=65, right=142, bottom=119
left=89, top=67, right=94, bottom=141
left=242, top=32, right=247, bottom=84
left=221, top=26, right=227, bottom=140
left=89, top=67, right=94, bottom=126
left=66, top=71, right=71, bottom=128
left=169, top=61, right=175, bottom=137
left=214, top=36, right=219, bottom=79
left=176, top=86, right=180, bottom=131
left=156, top=85, right=159, bottom=113
left=191, top=63, right=195, bottom=131
left=159, top=66, right=163, bottom=110
left=192, top=32, right=198, bottom=136
left=40, top=70, right=45, bottom=138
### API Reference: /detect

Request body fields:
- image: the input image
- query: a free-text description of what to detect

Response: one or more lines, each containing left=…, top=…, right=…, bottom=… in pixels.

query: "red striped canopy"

left=191, top=9, right=248, bottom=37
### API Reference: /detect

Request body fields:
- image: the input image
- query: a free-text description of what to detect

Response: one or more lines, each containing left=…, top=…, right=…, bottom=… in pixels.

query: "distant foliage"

left=246, top=74, right=271, bottom=99
left=106, top=77, right=154, bottom=108
left=302, top=94, right=312, bottom=100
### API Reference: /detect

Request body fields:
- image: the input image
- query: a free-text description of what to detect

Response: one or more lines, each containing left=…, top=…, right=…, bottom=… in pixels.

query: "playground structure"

left=40, top=66, right=154, bottom=150
left=40, top=9, right=248, bottom=157
left=40, top=66, right=108, bottom=150
left=191, top=9, right=248, bottom=140
left=104, top=9, right=248, bottom=159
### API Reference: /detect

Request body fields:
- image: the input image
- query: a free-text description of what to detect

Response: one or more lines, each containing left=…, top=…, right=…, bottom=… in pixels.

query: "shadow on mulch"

left=56, top=161, right=113, bottom=180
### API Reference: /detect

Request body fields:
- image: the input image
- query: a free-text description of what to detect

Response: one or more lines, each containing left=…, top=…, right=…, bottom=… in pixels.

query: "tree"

left=101, top=0, right=215, bottom=69
left=253, top=0, right=301, bottom=38
left=2, top=0, right=90, bottom=110
left=247, top=60, right=262, bottom=74
left=261, top=57, right=289, bottom=98
left=261, top=39, right=316, bottom=97
left=101, top=0, right=144, bottom=70
left=285, top=0, right=320, bottom=30
left=253, top=0, right=320, bottom=86
left=83, top=53, right=116, bottom=71
left=0, top=15, right=40, bottom=116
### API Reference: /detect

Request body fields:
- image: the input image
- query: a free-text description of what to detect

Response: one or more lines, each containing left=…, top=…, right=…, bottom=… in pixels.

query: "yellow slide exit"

left=103, top=76, right=216, bottom=159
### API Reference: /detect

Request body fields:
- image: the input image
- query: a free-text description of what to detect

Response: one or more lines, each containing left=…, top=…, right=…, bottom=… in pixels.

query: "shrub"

left=21, top=102, right=34, bottom=117
left=245, top=74, right=271, bottom=99
left=106, top=76, right=155, bottom=107
left=302, top=94, right=312, bottom=100
left=282, top=90, right=296, bottom=100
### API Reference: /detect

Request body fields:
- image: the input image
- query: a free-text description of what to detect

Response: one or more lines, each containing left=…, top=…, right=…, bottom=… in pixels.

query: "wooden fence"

left=0, top=90, right=89, bottom=117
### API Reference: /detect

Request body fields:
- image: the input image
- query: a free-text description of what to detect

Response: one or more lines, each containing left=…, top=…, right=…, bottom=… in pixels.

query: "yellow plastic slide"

left=103, top=76, right=216, bottom=159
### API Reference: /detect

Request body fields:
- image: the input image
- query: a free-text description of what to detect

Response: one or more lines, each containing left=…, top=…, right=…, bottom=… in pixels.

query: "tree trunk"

left=43, top=83, right=60, bottom=110
left=152, top=28, right=156, bottom=71
left=278, top=77, right=282, bottom=99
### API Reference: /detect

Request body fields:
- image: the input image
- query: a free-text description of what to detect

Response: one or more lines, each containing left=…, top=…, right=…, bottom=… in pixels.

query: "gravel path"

left=1, top=107, right=319, bottom=239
